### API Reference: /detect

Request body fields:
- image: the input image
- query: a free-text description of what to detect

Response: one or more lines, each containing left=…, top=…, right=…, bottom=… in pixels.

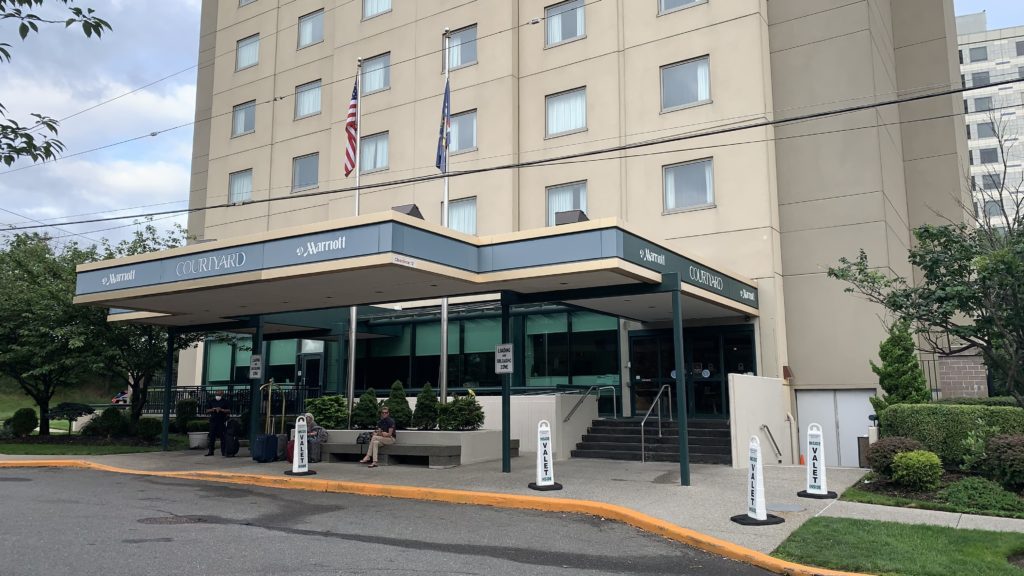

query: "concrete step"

left=581, top=433, right=730, bottom=447
left=570, top=449, right=732, bottom=465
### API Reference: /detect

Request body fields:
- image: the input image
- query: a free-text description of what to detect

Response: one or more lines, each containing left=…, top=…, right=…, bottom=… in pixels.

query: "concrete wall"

left=728, top=374, right=796, bottom=469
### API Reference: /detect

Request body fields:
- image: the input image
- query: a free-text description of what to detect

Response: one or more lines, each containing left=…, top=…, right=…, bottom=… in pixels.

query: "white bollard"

left=730, top=435, right=783, bottom=525
left=284, top=415, right=316, bottom=476
left=528, top=420, right=562, bottom=491
left=798, top=423, right=837, bottom=499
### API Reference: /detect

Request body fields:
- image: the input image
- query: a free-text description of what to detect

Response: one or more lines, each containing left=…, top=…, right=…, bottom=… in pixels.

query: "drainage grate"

left=137, top=516, right=204, bottom=525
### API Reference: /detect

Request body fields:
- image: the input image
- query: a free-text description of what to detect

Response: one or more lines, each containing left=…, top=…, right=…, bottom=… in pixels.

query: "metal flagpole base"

left=797, top=490, right=837, bottom=499
left=284, top=470, right=317, bottom=476
left=730, top=514, right=784, bottom=526
left=528, top=482, right=563, bottom=491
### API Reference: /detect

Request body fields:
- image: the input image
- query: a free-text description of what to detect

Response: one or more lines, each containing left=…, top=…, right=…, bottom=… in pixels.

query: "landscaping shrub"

left=437, top=391, right=485, bottom=431
left=891, top=450, right=943, bottom=492
left=352, top=388, right=381, bottom=429
left=869, top=321, right=930, bottom=413
left=9, top=408, right=38, bottom=437
left=47, top=403, right=94, bottom=435
left=186, top=419, right=209, bottom=433
left=866, top=436, right=924, bottom=477
left=384, top=381, right=412, bottom=429
left=935, top=396, right=1020, bottom=408
left=940, top=477, right=1024, bottom=515
left=175, top=399, right=198, bottom=434
left=305, top=395, right=349, bottom=429
left=878, top=404, right=1024, bottom=466
left=135, top=418, right=162, bottom=442
left=984, top=435, right=1024, bottom=491
left=82, top=407, right=130, bottom=438
left=960, top=419, right=1001, bottom=472
left=412, top=382, right=439, bottom=430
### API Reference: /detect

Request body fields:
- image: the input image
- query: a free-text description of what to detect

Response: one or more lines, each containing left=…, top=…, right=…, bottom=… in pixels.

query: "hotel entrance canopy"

left=74, top=213, right=758, bottom=327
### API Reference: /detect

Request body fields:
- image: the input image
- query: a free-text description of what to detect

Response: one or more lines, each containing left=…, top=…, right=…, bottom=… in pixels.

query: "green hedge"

left=934, top=396, right=1020, bottom=408
left=879, top=404, right=1024, bottom=466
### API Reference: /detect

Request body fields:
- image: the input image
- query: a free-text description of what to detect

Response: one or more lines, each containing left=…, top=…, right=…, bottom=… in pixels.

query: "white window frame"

left=450, top=110, right=477, bottom=155
left=236, top=34, right=260, bottom=71
left=660, top=55, right=711, bottom=113
left=292, top=153, right=319, bottom=193
left=363, top=0, right=391, bottom=20
left=294, top=80, right=322, bottom=120
left=546, top=181, right=588, bottom=226
left=658, top=0, right=707, bottom=16
left=663, top=158, right=714, bottom=214
left=231, top=101, right=256, bottom=137
left=544, top=0, right=585, bottom=48
left=360, top=132, right=389, bottom=174
left=228, top=169, right=253, bottom=204
left=297, top=9, right=324, bottom=50
left=446, top=197, right=477, bottom=235
left=362, top=52, right=391, bottom=95
left=545, top=87, right=587, bottom=138
left=444, top=24, right=478, bottom=71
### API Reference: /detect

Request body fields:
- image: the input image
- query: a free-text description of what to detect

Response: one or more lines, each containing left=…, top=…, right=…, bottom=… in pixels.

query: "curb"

left=0, top=459, right=869, bottom=576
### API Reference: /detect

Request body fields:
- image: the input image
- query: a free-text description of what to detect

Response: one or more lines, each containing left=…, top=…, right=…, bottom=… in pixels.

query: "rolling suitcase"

left=251, top=434, right=278, bottom=463
left=221, top=419, right=241, bottom=457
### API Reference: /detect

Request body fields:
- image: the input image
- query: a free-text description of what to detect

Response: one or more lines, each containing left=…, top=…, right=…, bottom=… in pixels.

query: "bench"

left=321, top=438, right=519, bottom=469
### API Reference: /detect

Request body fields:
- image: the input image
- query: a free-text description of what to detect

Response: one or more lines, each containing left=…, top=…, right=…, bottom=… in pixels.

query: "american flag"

left=344, top=78, right=359, bottom=177
left=435, top=78, right=450, bottom=173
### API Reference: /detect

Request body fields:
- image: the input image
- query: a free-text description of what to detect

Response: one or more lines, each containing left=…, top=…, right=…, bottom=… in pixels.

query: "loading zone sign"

left=249, top=355, right=262, bottom=380
left=495, top=344, right=513, bottom=374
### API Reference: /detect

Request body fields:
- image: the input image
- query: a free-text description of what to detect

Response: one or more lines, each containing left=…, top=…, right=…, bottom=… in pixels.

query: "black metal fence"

left=142, top=386, right=323, bottom=418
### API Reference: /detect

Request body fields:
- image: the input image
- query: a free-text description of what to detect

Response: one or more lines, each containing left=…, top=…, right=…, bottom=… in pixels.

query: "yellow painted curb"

left=0, top=460, right=868, bottom=576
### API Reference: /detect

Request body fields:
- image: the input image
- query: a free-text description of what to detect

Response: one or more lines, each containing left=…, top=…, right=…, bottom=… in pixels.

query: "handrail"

left=640, top=384, right=673, bottom=463
left=760, top=424, right=783, bottom=463
left=564, top=386, right=618, bottom=422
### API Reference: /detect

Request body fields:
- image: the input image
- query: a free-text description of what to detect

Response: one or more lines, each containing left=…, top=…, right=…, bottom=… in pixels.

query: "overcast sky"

left=0, top=1, right=1022, bottom=248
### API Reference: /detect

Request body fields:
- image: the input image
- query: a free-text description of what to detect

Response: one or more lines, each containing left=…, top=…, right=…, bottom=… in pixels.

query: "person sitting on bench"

left=360, top=406, right=396, bottom=468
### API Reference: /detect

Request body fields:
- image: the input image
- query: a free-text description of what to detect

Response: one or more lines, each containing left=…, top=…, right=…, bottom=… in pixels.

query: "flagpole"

left=347, top=58, right=362, bottom=429
left=439, top=28, right=450, bottom=405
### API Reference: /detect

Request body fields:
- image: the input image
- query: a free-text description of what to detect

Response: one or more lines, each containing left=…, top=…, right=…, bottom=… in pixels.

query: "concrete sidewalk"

left=819, top=499, right=1024, bottom=533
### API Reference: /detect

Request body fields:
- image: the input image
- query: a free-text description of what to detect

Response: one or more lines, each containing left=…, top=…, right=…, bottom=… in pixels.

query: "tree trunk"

left=37, top=397, right=50, bottom=436
left=129, top=374, right=152, bottom=425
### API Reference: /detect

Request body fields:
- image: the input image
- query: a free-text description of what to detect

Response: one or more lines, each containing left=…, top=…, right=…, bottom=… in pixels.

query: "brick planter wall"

left=937, top=355, right=988, bottom=399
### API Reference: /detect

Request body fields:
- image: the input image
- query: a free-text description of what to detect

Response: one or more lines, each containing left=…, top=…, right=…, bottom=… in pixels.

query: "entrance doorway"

left=628, top=326, right=754, bottom=419
left=297, top=354, right=323, bottom=389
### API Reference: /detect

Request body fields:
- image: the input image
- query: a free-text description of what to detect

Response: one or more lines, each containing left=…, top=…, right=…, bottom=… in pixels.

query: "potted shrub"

left=384, top=381, right=412, bottom=429
left=176, top=399, right=198, bottom=435
left=186, top=419, right=210, bottom=449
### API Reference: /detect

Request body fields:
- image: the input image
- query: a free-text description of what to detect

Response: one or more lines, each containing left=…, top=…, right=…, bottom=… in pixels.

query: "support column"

left=500, top=292, right=512, bottom=473
left=160, top=330, right=175, bottom=451
left=668, top=273, right=690, bottom=486
left=249, top=318, right=264, bottom=446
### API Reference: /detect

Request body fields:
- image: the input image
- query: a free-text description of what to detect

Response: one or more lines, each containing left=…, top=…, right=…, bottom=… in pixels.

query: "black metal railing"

left=142, top=386, right=323, bottom=417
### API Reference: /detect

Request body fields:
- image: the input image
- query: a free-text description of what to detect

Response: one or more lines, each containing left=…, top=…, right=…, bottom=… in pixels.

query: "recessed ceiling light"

left=375, top=290, right=383, bottom=294
left=430, top=284, right=438, bottom=287
left=559, top=282, right=569, bottom=285
left=648, top=306, right=656, bottom=309
left=624, top=299, right=632, bottom=302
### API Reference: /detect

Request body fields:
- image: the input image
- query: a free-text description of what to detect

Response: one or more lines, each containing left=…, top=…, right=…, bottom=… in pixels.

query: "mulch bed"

left=854, top=470, right=969, bottom=502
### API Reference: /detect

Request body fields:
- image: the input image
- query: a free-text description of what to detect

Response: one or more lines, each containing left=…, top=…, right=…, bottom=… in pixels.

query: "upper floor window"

left=1017, top=40, right=1024, bottom=57
left=447, top=197, right=477, bottom=234
left=446, top=25, right=477, bottom=70
left=450, top=110, right=477, bottom=153
left=660, top=0, right=704, bottom=14
left=547, top=181, right=587, bottom=226
left=292, top=153, right=319, bottom=192
left=969, top=46, right=988, bottom=62
left=361, top=132, right=389, bottom=173
left=1019, top=66, right=1024, bottom=80
left=977, top=122, right=996, bottom=138
left=239, top=0, right=256, bottom=6
left=229, top=169, right=253, bottom=204
left=664, top=158, right=713, bottom=212
left=985, top=200, right=1004, bottom=218
left=236, top=34, right=259, bottom=71
left=661, top=56, right=710, bottom=111
left=546, top=87, right=586, bottom=137
left=298, top=10, right=324, bottom=49
left=364, top=0, right=391, bottom=19
left=363, top=53, right=390, bottom=94
left=975, top=97, right=993, bottom=112
left=979, top=148, right=999, bottom=164
left=294, top=80, right=322, bottom=119
left=545, top=0, right=584, bottom=47
left=232, top=101, right=255, bottom=136
left=983, top=174, right=1002, bottom=190
left=972, top=71, right=990, bottom=87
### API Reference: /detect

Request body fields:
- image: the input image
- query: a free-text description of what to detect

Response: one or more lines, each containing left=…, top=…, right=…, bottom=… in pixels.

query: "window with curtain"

left=462, top=318, right=499, bottom=388
left=231, top=101, right=255, bottom=136
left=969, top=46, right=988, bottom=62
left=980, top=148, right=999, bottom=164
left=447, top=197, right=477, bottom=234
left=975, top=97, right=993, bottom=112
left=361, top=132, right=389, bottom=173
left=660, top=0, right=702, bottom=13
left=292, top=153, right=319, bottom=192
left=545, top=0, right=584, bottom=46
left=662, top=56, right=710, bottom=111
left=446, top=25, right=477, bottom=70
left=228, top=169, right=253, bottom=204
left=297, top=10, right=324, bottom=49
left=664, top=158, right=714, bottom=212
left=205, top=340, right=232, bottom=383
left=363, top=53, right=390, bottom=94
left=546, top=87, right=586, bottom=137
left=977, top=122, right=996, bottom=138
left=236, top=34, right=259, bottom=70
left=972, top=71, right=990, bottom=87
left=546, top=181, right=587, bottom=225
left=363, top=0, right=391, bottom=19
left=450, top=110, right=477, bottom=153
left=294, top=80, right=322, bottom=119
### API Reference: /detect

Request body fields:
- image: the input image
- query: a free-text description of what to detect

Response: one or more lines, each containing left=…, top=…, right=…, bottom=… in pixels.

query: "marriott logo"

left=101, top=269, right=136, bottom=287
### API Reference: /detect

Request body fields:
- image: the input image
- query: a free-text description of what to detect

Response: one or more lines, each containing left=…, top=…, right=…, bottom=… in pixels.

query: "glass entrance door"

left=628, top=334, right=675, bottom=417
left=298, top=354, right=323, bottom=389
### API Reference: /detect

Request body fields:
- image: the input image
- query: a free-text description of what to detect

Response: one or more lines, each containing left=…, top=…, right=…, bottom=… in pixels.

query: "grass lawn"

left=0, top=436, right=187, bottom=455
left=842, top=473, right=1024, bottom=520
left=0, top=379, right=121, bottom=431
left=772, top=517, right=1024, bottom=576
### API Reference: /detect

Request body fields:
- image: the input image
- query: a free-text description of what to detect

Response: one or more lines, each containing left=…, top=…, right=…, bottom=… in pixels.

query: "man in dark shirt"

left=359, top=407, right=396, bottom=467
left=205, top=392, right=231, bottom=456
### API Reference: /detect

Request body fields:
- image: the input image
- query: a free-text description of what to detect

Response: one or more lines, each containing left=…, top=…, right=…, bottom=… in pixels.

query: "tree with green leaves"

left=47, top=402, right=93, bottom=435
left=412, top=382, right=439, bottom=430
left=384, top=380, right=412, bottom=429
left=352, top=388, right=380, bottom=429
left=869, top=321, right=931, bottom=413
left=1, top=1, right=111, bottom=166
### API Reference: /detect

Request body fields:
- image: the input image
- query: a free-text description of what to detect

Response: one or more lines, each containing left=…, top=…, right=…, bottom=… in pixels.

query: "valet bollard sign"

left=798, top=423, right=837, bottom=499
left=285, top=416, right=316, bottom=476
left=730, top=435, right=783, bottom=525
left=528, top=420, right=562, bottom=491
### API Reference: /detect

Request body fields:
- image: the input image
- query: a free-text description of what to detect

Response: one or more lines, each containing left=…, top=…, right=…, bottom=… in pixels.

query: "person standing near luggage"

left=205, top=391, right=231, bottom=456
left=359, top=406, right=395, bottom=468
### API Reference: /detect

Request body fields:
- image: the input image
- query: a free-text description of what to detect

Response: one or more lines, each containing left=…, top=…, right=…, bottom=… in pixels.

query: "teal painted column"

left=249, top=318, right=264, bottom=446
left=500, top=292, right=511, bottom=473
left=160, top=330, right=175, bottom=451
left=668, top=273, right=691, bottom=486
